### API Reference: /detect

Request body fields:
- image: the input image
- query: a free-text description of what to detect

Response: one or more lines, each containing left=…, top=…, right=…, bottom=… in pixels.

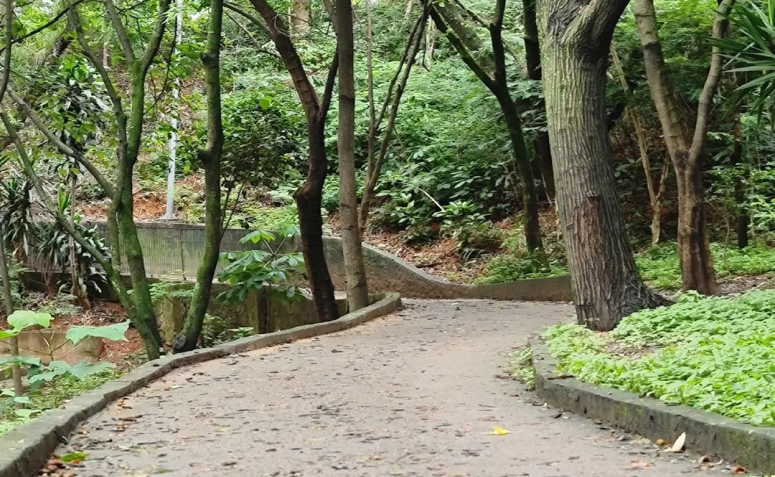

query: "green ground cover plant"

left=542, top=290, right=775, bottom=426
left=635, top=243, right=775, bottom=290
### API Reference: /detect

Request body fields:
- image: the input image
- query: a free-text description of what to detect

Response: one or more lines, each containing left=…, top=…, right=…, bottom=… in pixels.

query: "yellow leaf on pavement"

left=486, top=426, right=511, bottom=436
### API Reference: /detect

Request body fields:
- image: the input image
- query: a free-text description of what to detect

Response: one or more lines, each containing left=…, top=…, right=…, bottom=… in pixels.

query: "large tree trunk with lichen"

left=336, top=0, right=369, bottom=311
left=538, top=0, right=666, bottom=331
left=633, top=0, right=733, bottom=295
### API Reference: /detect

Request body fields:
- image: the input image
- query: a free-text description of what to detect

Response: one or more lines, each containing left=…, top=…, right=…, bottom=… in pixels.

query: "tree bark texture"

left=251, top=0, right=340, bottom=322
left=175, top=0, right=225, bottom=352
left=633, top=0, right=734, bottom=294
left=537, top=0, right=666, bottom=331
left=336, top=0, right=369, bottom=311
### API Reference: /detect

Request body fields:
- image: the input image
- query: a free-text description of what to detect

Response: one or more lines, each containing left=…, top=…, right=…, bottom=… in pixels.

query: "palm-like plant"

left=714, top=0, right=775, bottom=116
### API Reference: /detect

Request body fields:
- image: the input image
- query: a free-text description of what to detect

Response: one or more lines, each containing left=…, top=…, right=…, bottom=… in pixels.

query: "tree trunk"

left=69, top=174, right=90, bottom=309
left=633, top=0, right=733, bottom=294
left=433, top=1, right=493, bottom=72
left=359, top=11, right=427, bottom=232
left=610, top=45, right=661, bottom=245
left=116, top=205, right=164, bottom=357
left=430, top=0, right=543, bottom=251
left=175, top=0, right=225, bottom=352
left=0, top=235, right=23, bottom=402
left=498, top=92, right=543, bottom=251
left=732, top=119, right=748, bottom=249
left=336, top=0, right=369, bottom=311
left=297, top=119, right=340, bottom=322
left=538, top=0, right=666, bottom=331
left=522, top=0, right=554, bottom=199
left=250, top=0, right=341, bottom=323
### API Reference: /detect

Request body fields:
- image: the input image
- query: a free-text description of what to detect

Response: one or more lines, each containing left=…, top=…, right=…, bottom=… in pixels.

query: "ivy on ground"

left=543, top=290, right=775, bottom=426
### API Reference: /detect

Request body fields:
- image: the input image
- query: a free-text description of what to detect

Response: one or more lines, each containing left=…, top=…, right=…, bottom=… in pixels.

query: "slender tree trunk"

left=633, top=0, right=733, bottom=294
left=250, top=0, right=341, bottom=323
left=175, top=0, right=224, bottom=351
left=363, top=0, right=376, bottom=232
left=497, top=92, right=543, bottom=251
left=522, top=0, right=554, bottom=199
left=430, top=0, right=543, bottom=251
left=538, top=0, right=666, bottom=331
left=116, top=205, right=164, bottom=355
left=0, top=235, right=23, bottom=402
left=69, top=174, right=90, bottom=309
left=610, top=45, right=662, bottom=245
left=297, top=118, right=340, bottom=321
left=732, top=117, right=748, bottom=249
left=359, top=11, right=427, bottom=232
left=336, top=0, right=369, bottom=311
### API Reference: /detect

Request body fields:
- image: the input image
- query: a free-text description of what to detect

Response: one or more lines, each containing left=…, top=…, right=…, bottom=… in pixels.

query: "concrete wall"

left=29, top=221, right=572, bottom=302
left=0, top=330, right=103, bottom=365
left=152, top=283, right=352, bottom=345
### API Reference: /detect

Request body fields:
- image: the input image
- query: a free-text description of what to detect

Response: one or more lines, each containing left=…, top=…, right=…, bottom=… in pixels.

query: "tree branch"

left=429, top=2, right=495, bottom=91
left=105, top=0, right=136, bottom=63
left=224, top=1, right=272, bottom=37
left=687, top=0, right=736, bottom=167
left=319, top=47, right=339, bottom=122
left=376, top=11, right=423, bottom=127
left=7, top=89, right=115, bottom=196
left=225, top=10, right=279, bottom=57
left=0, top=0, right=88, bottom=56
left=0, top=111, right=131, bottom=304
left=139, top=0, right=172, bottom=76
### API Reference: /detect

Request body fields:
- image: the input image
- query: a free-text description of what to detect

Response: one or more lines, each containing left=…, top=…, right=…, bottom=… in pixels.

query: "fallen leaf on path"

left=670, top=432, right=686, bottom=452
left=730, top=466, right=747, bottom=474
left=60, top=451, right=87, bottom=464
left=630, top=461, right=653, bottom=469
left=698, top=455, right=710, bottom=464
left=486, top=426, right=511, bottom=436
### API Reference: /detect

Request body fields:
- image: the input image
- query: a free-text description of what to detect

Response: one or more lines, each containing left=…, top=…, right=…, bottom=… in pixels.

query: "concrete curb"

left=530, top=336, right=775, bottom=474
left=0, top=292, right=402, bottom=477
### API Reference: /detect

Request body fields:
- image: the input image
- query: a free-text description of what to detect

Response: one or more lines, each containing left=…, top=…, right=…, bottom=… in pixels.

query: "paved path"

left=57, top=300, right=718, bottom=477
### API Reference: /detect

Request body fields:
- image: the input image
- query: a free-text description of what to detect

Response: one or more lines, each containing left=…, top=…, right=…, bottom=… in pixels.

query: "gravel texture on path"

left=51, top=299, right=718, bottom=477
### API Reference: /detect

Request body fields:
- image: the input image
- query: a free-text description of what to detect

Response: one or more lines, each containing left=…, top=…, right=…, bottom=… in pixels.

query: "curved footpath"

left=55, top=300, right=717, bottom=476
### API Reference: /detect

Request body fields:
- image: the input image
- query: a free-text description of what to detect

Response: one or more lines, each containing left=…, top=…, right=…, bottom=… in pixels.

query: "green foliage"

left=0, top=310, right=129, bottom=429
left=477, top=252, right=567, bottom=283
left=476, top=226, right=567, bottom=283
left=714, top=0, right=775, bottom=116
left=635, top=242, right=775, bottom=289
left=217, top=226, right=305, bottom=303
left=201, top=314, right=254, bottom=347
left=66, top=322, right=129, bottom=345
left=1, top=370, right=118, bottom=436
left=149, top=281, right=196, bottom=303
left=511, top=346, right=535, bottom=390
left=544, top=289, right=775, bottom=426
